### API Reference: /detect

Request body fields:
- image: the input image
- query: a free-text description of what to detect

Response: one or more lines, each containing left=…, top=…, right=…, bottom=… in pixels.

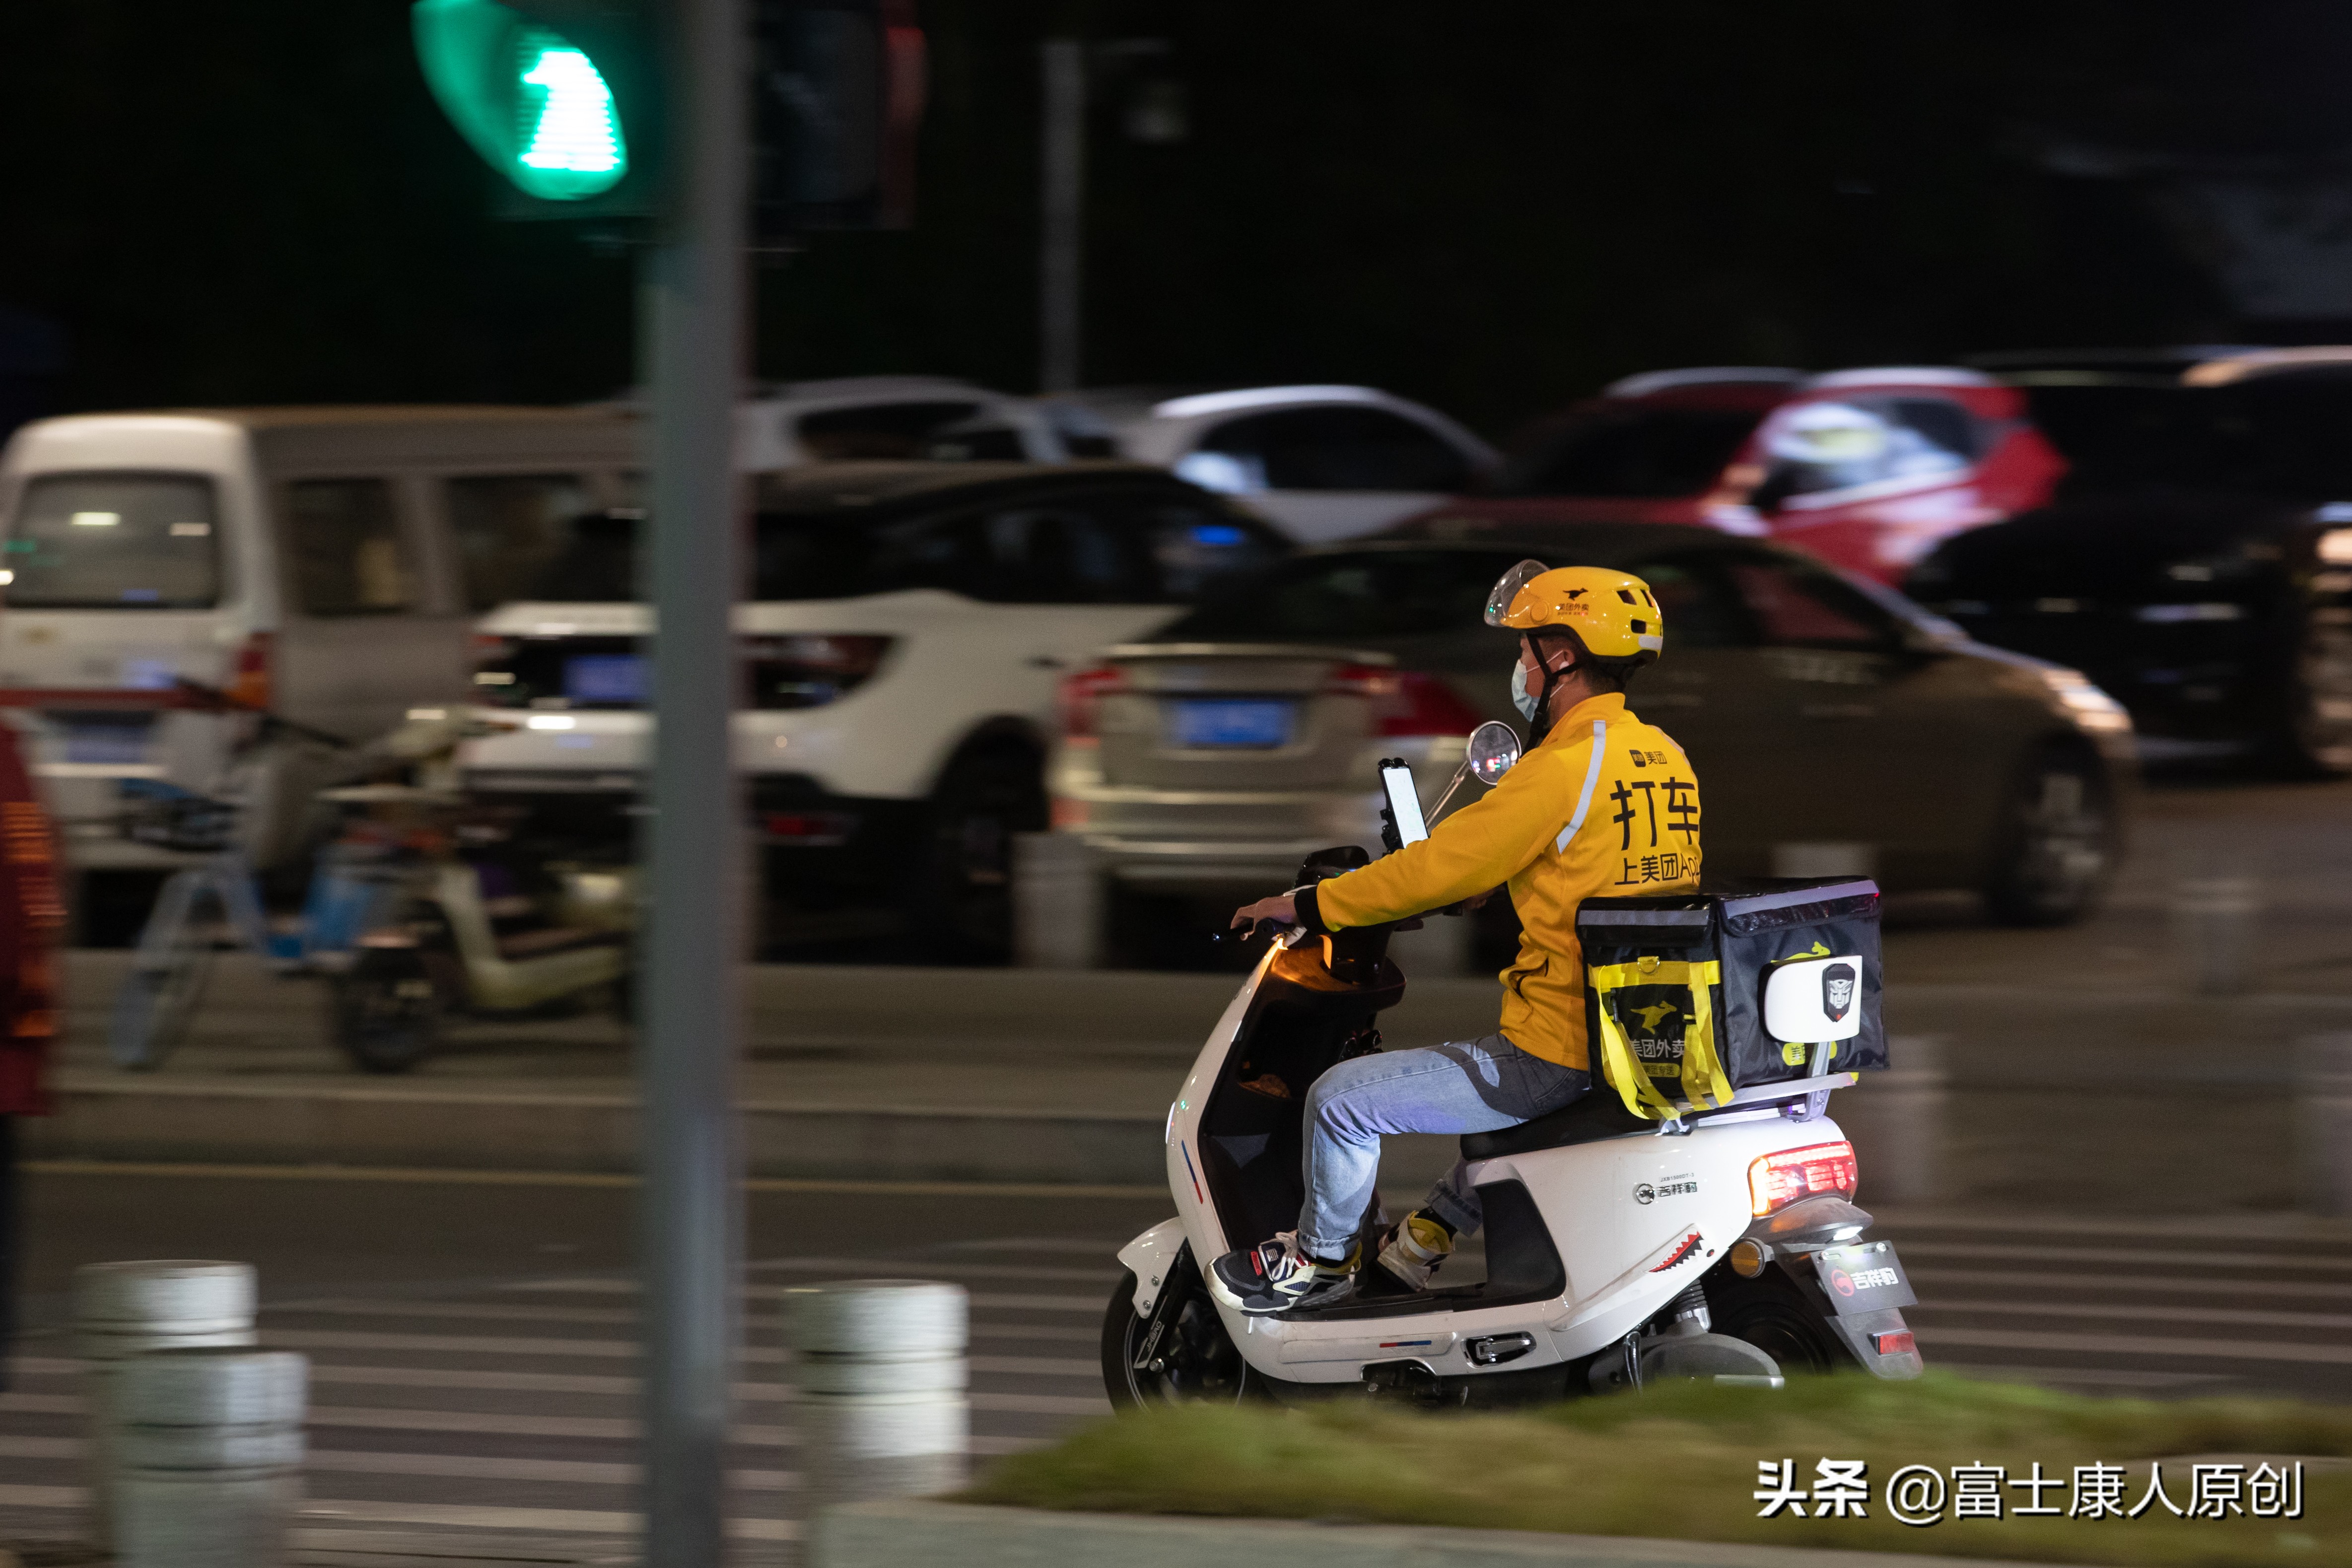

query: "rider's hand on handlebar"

left=1231, top=893, right=1297, bottom=933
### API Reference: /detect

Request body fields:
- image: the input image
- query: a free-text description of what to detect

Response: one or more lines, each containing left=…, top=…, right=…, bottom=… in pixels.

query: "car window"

left=1625, top=557, right=1755, bottom=648
left=1754, top=396, right=1974, bottom=506
left=1182, top=407, right=1471, bottom=494
left=519, top=510, right=641, bottom=603
left=446, top=474, right=595, bottom=611
left=1167, top=548, right=1523, bottom=638
left=1494, top=405, right=1765, bottom=498
left=974, top=503, right=1155, bottom=603
left=1728, top=557, right=1893, bottom=648
left=3, top=472, right=221, bottom=609
left=795, top=401, right=983, bottom=460
left=1131, top=498, right=1287, bottom=599
left=285, top=478, right=414, bottom=616
left=924, top=424, right=1030, bottom=461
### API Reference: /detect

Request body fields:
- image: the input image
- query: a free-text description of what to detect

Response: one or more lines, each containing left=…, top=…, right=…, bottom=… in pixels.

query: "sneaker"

left=1209, top=1231, right=1358, bottom=1315
left=1368, top=1210, right=1455, bottom=1295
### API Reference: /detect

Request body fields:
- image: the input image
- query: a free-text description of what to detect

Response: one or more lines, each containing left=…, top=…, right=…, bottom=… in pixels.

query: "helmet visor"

left=1484, top=559, right=1549, bottom=627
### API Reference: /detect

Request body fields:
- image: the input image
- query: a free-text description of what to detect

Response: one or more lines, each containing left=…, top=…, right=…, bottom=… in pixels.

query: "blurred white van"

left=0, top=406, right=636, bottom=878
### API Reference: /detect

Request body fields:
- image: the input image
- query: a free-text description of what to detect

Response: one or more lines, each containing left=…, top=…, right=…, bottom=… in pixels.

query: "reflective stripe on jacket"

left=1304, top=692, right=1703, bottom=1072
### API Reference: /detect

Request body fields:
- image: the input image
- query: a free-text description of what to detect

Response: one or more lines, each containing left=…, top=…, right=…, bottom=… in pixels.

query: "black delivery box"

left=1574, top=878, right=1885, bottom=1118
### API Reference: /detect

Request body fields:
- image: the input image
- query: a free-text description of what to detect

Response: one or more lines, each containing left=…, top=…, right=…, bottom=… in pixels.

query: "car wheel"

left=1983, top=745, right=2115, bottom=927
left=917, top=741, right=1046, bottom=963
left=2268, top=606, right=2352, bottom=777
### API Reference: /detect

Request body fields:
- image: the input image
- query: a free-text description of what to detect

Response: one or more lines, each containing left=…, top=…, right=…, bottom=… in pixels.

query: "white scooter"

left=1101, top=727, right=1924, bottom=1408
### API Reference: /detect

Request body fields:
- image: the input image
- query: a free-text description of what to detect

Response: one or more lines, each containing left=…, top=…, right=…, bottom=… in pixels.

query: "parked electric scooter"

left=1102, top=731, right=1923, bottom=1408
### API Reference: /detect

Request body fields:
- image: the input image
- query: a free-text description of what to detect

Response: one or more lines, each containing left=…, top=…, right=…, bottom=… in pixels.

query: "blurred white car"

left=930, top=385, right=1499, bottom=545
left=455, top=461, right=1289, bottom=959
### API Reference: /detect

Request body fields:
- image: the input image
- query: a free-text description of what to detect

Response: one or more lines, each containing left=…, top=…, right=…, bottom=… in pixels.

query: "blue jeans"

left=1297, top=1033, right=1590, bottom=1260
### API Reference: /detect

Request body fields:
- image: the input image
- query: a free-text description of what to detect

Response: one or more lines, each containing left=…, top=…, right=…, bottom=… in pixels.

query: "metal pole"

left=1038, top=39, right=1086, bottom=393
left=640, top=0, right=747, bottom=1561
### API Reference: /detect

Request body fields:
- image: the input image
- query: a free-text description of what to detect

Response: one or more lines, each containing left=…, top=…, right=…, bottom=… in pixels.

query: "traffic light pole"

left=640, top=0, right=747, bottom=1562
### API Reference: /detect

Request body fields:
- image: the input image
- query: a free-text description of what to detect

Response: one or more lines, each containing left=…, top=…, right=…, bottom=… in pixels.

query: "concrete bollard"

left=1014, top=831, right=1103, bottom=969
left=111, top=1347, right=306, bottom=1568
left=2294, top=1034, right=2352, bottom=1217
left=1836, top=1035, right=1947, bottom=1207
left=2172, top=875, right=2260, bottom=995
left=785, top=1280, right=968, bottom=1511
left=75, top=1261, right=256, bottom=1548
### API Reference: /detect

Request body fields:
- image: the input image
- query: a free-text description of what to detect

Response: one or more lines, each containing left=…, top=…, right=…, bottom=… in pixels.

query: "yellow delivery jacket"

left=1302, top=692, right=1703, bottom=1073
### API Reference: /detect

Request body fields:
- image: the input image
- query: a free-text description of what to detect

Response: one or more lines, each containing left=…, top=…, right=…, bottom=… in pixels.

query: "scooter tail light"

left=1747, top=1140, right=1859, bottom=1216
left=1059, top=665, right=1127, bottom=738
left=226, top=631, right=273, bottom=710
left=1325, top=663, right=1485, bottom=738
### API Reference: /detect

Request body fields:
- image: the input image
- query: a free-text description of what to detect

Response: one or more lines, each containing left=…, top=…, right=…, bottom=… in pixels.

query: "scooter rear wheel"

left=1101, top=1269, right=1256, bottom=1409
left=1704, top=1267, right=1855, bottom=1374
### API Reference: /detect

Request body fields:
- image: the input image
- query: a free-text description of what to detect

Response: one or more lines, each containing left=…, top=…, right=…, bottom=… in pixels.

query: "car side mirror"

left=1467, top=720, right=1522, bottom=785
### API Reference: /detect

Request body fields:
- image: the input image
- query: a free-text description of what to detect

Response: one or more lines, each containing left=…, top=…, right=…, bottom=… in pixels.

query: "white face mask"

left=1511, top=660, right=1542, bottom=724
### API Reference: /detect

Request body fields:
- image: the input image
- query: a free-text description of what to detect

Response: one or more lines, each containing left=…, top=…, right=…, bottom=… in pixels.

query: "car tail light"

left=1325, top=663, right=1485, bottom=737
left=1059, top=665, right=1127, bottom=738
left=1747, top=1140, right=1858, bottom=1216
left=743, top=635, right=893, bottom=711
left=1870, top=1330, right=1915, bottom=1356
left=759, top=811, right=856, bottom=846
left=471, top=634, right=522, bottom=701
left=225, top=632, right=272, bottom=710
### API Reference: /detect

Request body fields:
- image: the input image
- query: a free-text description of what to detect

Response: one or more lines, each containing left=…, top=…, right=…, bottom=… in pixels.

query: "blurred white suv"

left=455, top=462, right=1288, bottom=959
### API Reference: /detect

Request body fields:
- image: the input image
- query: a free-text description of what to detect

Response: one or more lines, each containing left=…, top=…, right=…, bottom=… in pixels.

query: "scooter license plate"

left=1812, top=1240, right=1916, bottom=1316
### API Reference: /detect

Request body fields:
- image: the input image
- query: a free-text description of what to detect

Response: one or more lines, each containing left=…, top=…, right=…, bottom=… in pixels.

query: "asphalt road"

left=5, top=1165, right=2351, bottom=1564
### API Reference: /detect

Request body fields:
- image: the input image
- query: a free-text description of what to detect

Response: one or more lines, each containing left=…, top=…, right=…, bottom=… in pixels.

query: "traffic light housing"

left=412, top=0, right=923, bottom=230
left=412, top=0, right=660, bottom=217
left=753, top=0, right=926, bottom=234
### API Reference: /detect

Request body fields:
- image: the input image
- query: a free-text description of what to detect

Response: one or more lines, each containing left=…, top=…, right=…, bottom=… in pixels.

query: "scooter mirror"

left=1466, top=720, right=1522, bottom=786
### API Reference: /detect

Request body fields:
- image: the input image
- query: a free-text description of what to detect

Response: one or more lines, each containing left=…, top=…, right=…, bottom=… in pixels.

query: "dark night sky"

left=4, top=1, right=2351, bottom=437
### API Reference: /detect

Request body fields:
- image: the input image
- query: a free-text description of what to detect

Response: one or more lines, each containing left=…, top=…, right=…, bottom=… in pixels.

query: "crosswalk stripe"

left=748, top=1257, right=1119, bottom=1283
left=1916, top=1325, right=2352, bottom=1365
left=257, top=1329, right=1098, bottom=1381
left=297, top=1498, right=797, bottom=1541
left=0, top=1435, right=799, bottom=1490
left=1940, top=1363, right=2230, bottom=1389
left=0, top=1485, right=80, bottom=1509
left=1913, top=1299, right=2352, bottom=1332
left=1899, top=1241, right=2352, bottom=1272
left=1910, top=1268, right=2352, bottom=1302
left=505, top=1278, right=1104, bottom=1312
left=305, top=1451, right=794, bottom=1490
left=266, top=1296, right=1099, bottom=1343
left=306, top=1407, right=788, bottom=1443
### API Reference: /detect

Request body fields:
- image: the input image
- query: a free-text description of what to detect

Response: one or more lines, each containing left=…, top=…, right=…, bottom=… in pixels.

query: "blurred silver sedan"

left=1050, top=524, right=2138, bottom=936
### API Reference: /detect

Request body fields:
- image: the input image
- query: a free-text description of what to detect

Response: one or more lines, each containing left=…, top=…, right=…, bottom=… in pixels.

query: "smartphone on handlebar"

left=1380, top=759, right=1429, bottom=848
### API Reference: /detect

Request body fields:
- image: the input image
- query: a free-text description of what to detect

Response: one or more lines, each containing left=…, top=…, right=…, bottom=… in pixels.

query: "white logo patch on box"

left=1763, top=955, right=1866, bottom=1044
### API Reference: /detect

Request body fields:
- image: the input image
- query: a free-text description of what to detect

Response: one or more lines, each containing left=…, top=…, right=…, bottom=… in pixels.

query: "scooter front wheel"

left=330, top=948, right=442, bottom=1074
left=1101, top=1268, right=1256, bottom=1409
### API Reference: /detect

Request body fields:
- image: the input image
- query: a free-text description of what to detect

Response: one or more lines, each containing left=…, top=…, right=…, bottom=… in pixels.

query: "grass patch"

left=965, top=1375, right=2349, bottom=1565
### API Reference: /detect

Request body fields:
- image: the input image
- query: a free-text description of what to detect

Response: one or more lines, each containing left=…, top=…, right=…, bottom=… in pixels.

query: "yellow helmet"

left=1484, top=560, right=1664, bottom=661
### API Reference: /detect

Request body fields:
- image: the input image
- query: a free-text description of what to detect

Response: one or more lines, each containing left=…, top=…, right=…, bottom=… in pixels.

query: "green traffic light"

left=414, top=0, right=630, bottom=202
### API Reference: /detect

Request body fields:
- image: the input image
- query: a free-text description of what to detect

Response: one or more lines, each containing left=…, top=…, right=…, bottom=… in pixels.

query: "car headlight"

left=2041, top=668, right=2132, bottom=735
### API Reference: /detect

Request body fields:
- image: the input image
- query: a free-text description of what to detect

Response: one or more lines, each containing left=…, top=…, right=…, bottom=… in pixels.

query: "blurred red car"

left=1414, top=366, right=2065, bottom=584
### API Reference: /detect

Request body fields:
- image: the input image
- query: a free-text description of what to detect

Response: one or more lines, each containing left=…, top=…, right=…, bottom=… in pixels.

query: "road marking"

left=0, top=1394, right=76, bottom=1417
left=1898, top=1240, right=2352, bottom=1272
left=0, top=1435, right=77, bottom=1460
left=506, top=1277, right=1104, bottom=1312
left=1940, top=1363, right=2230, bottom=1389
left=1916, top=1326, right=2352, bottom=1365
left=24, top=1159, right=1160, bottom=1201
left=0, top=1486, right=81, bottom=1510
left=305, top=1450, right=793, bottom=1490
left=274, top=1298, right=639, bottom=1326
left=305, top=1406, right=790, bottom=1444
left=1909, top=1267, right=2352, bottom=1301
left=1913, top=1298, right=2352, bottom=1331
left=297, top=1498, right=797, bottom=1541
left=748, top=1256, right=1119, bottom=1283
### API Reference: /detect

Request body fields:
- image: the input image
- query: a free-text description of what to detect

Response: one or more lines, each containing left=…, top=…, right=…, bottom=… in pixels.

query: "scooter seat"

left=1461, top=1090, right=1656, bottom=1159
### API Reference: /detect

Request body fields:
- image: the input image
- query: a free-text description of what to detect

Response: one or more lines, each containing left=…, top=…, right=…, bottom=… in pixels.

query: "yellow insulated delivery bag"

left=1575, top=878, right=1886, bottom=1120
